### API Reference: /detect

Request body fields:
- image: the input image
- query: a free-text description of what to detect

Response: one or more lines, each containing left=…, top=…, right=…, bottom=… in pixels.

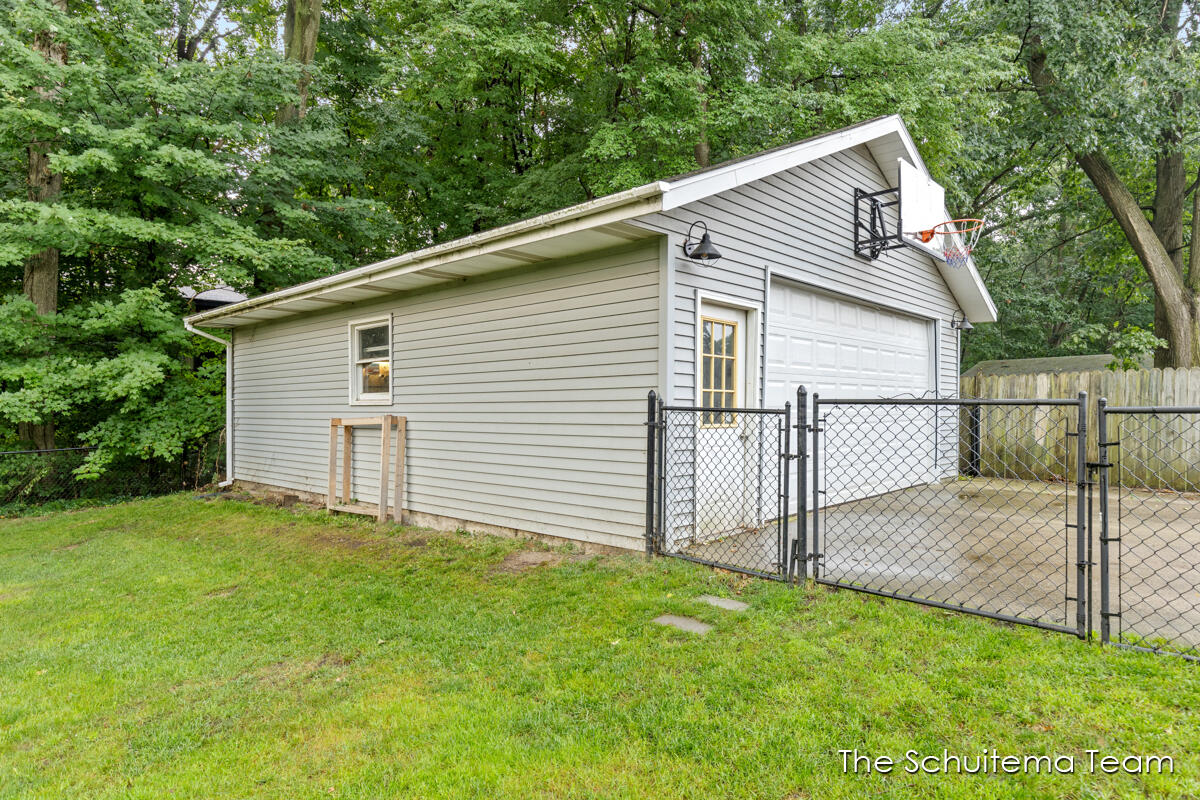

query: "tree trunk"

left=24, top=150, right=61, bottom=315
left=277, top=0, right=321, bottom=124
left=1075, top=151, right=1198, bottom=366
left=1189, top=169, right=1200, bottom=294
left=1151, top=147, right=1186, bottom=366
left=22, top=0, right=68, bottom=449
left=691, top=45, right=709, bottom=168
left=1149, top=0, right=1186, bottom=366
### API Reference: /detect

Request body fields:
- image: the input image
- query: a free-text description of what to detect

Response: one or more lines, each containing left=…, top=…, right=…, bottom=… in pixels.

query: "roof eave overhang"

left=186, top=183, right=667, bottom=328
left=658, top=114, right=996, bottom=323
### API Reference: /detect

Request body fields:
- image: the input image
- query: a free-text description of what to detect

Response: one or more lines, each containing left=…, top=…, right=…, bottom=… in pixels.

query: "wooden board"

left=327, top=419, right=339, bottom=509
left=324, top=415, right=408, bottom=521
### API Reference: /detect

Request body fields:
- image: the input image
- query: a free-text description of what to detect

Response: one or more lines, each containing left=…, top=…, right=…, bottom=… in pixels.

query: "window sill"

left=350, top=396, right=392, bottom=407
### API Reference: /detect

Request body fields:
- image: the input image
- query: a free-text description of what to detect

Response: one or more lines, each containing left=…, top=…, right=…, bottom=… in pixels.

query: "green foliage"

left=0, top=288, right=224, bottom=471
left=958, top=0, right=1198, bottom=367
left=1, top=0, right=1191, bottom=463
left=1067, top=323, right=1166, bottom=371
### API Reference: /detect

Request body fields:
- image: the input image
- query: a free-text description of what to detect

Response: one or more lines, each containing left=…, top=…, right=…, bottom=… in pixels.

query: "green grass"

left=1, top=496, right=1197, bottom=799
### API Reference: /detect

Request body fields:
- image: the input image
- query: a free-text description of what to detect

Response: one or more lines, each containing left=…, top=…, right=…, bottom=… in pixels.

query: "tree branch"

left=1026, top=33, right=1195, bottom=362
left=184, top=0, right=225, bottom=61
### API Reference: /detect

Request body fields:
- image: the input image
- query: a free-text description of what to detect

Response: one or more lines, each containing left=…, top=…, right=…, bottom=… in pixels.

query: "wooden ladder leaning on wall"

left=326, top=415, right=407, bottom=523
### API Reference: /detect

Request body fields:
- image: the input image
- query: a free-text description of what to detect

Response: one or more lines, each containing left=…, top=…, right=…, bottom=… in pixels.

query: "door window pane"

left=700, top=316, right=738, bottom=426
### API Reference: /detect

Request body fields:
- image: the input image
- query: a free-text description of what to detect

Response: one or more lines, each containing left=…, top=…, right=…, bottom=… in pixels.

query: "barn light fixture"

left=682, top=221, right=722, bottom=264
left=950, top=310, right=973, bottom=331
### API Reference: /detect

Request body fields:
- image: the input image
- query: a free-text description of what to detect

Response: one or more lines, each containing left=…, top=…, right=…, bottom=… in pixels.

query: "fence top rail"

left=1102, top=405, right=1200, bottom=415
left=662, top=404, right=788, bottom=415
left=0, top=446, right=91, bottom=456
left=814, top=397, right=1082, bottom=407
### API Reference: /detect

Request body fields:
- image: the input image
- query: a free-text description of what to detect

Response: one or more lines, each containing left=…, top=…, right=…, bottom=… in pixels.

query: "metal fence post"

left=644, top=390, right=657, bottom=560
left=811, top=392, right=821, bottom=581
left=967, top=403, right=981, bottom=477
left=794, top=386, right=808, bottom=583
left=1075, top=391, right=1088, bottom=639
left=781, top=401, right=791, bottom=579
left=1097, top=398, right=1111, bottom=645
left=656, top=395, right=666, bottom=555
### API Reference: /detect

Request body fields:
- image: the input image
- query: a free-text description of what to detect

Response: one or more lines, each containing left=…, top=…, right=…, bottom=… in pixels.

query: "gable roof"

left=187, top=115, right=996, bottom=329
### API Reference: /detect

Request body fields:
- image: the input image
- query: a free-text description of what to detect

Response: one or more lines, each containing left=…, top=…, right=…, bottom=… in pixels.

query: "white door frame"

left=693, top=289, right=763, bottom=408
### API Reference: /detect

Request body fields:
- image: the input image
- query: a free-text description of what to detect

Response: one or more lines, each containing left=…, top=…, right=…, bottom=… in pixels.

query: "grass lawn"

left=1, top=496, right=1198, bottom=799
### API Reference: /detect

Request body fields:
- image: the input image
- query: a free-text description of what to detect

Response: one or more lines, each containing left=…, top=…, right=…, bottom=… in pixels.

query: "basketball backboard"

left=898, top=158, right=946, bottom=260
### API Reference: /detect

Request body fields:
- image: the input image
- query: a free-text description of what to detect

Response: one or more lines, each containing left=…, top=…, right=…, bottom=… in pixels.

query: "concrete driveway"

left=683, top=477, right=1200, bottom=652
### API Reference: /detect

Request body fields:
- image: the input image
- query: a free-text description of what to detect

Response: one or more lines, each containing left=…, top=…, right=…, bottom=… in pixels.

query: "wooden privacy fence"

left=961, top=367, right=1200, bottom=490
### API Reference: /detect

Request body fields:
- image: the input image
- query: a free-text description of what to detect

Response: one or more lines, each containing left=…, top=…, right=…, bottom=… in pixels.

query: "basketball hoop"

left=919, top=219, right=984, bottom=269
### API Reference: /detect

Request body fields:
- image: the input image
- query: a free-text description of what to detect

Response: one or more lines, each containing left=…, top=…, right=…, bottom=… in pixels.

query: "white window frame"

left=348, top=314, right=393, bottom=406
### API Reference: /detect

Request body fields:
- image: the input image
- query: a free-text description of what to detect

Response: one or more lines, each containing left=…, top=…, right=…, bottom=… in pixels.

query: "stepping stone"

left=652, top=614, right=712, bottom=635
left=697, top=594, right=749, bottom=612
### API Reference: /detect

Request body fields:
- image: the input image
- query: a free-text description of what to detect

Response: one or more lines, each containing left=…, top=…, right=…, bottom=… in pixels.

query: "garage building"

left=185, top=115, right=996, bottom=553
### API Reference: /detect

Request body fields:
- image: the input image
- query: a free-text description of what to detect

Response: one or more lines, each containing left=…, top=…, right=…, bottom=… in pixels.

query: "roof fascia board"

left=660, top=116, right=902, bottom=210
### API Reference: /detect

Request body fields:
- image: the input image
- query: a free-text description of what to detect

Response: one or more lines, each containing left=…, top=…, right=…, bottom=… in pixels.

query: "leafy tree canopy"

left=0, top=0, right=1194, bottom=471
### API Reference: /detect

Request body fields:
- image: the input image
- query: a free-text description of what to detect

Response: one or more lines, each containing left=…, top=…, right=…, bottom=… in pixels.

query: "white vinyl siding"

left=231, top=240, right=660, bottom=550
left=632, top=143, right=960, bottom=407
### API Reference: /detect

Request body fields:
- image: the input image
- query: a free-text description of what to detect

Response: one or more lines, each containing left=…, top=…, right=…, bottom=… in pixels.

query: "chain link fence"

left=812, top=395, right=1088, bottom=636
left=1099, top=405, right=1200, bottom=660
left=644, top=388, right=1200, bottom=662
left=646, top=393, right=793, bottom=581
left=0, top=430, right=225, bottom=516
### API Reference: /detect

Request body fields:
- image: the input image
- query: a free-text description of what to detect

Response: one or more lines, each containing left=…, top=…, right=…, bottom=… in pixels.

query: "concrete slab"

left=675, top=477, right=1200, bottom=649
left=697, top=594, right=749, bottom=612
left=652, top=614, right=712, bottom=635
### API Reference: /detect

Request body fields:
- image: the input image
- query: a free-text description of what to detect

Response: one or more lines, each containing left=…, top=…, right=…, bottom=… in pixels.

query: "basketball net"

left=919, top=219, right=984, bottom=269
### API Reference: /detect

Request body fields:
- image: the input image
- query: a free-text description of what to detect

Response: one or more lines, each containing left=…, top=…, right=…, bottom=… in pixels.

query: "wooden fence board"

left=961, top=367, right=1200, bottom=491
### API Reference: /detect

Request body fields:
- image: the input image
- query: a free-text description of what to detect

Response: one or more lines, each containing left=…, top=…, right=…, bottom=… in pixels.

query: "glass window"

left=701, top=317, right=737, bottom=426
left=351, top=321, right=390, bottom=402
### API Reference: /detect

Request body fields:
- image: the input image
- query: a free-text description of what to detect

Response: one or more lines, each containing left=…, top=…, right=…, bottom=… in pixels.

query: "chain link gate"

left=644, top=387, right=1200, bottom=662
left=1098, top=403, right=1200, bottom=661
left=645, top=391, right=797, bottom=581
left=809, top=393, right=1091, bottom=637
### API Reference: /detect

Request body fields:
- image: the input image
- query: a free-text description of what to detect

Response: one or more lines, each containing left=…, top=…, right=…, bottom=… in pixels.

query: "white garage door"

left=766, top=280, right=933, bottom=406
left=765, top=280, right=938, bottom=506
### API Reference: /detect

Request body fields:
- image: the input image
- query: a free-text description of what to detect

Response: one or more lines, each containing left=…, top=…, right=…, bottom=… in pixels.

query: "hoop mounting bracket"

left=853, top=187, right=905, bottom=260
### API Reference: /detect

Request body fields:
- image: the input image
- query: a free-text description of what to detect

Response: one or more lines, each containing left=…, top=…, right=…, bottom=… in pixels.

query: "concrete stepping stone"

left=652, top=614, right=712, bottom=635
left=697, top=594, right=749, bottom=612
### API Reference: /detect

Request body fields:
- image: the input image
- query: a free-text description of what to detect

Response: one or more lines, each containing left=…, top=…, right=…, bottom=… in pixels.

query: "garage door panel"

left=768, top=279, right=940, bottom=510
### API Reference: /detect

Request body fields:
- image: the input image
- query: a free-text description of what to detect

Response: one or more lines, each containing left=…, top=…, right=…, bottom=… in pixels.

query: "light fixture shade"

left=687, top=232, right=722, bottom=262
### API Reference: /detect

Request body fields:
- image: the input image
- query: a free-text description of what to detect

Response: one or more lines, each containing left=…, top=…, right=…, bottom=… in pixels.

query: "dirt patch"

left=55, top=539, right=91, bottom=551
left=256, top=652, right=356, bottom=687
left=205, top=585, right=239, bottom=598
left=315, top=652, right=353, bottom=668
left=311, top=532, right=372, bottom=551
left=493, top=550, right=591, bottom=574
left=0, top=586, right=32, bottom=603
